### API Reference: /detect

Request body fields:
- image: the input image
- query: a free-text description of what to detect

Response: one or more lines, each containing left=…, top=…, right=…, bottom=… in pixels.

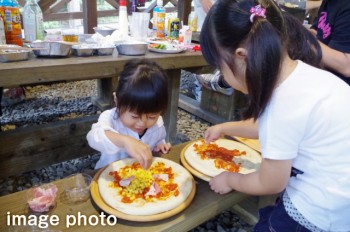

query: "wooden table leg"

left=92, top=77, right=119, bottom=110
left=163, top=69, right=181, bottom=143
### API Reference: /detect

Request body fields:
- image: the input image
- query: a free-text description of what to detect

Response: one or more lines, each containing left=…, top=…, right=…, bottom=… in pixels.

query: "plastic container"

left=63, top=173, right=92, bottom=203
left=0, top=0, right=23, bottom=46
left=22, top=0, right=44, bottom=42
left=153, top=0, right=165, bottom=37
left=179, top=25, right=192, bottom=45
left=118, top=0, right=128, bottom=39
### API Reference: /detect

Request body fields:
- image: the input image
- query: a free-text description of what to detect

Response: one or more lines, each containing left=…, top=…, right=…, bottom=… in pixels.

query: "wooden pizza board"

left=90, top=165, right=196, bottom=222
left=180, top=138, right=262, bottom=180
left=180, top=142, right=211, bottom=182
left=233, top=137, right=261, bottom=152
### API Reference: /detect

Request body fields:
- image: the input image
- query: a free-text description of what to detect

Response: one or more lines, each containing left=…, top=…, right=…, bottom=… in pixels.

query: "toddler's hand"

left=204, top=124, right=224, bottom=143
left=209, top=172, right=234, bottom=194
left=154, top=143, right=172, bottom=154
left=123, top=138, right=153, bottom=169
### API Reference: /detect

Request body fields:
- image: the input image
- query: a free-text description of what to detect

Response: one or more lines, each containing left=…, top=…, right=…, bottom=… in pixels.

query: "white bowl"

left=93, top=27, right=116, bottom=37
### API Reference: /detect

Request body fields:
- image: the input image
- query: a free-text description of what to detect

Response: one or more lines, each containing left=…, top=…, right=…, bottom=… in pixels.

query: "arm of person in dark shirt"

left=310, top=28, right=350, bottom=78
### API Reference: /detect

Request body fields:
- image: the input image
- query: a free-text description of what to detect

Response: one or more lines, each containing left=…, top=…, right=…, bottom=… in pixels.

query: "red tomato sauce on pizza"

left=193, top=140, right=246, bottom=172
left=108, top=162, right=179, bottom=203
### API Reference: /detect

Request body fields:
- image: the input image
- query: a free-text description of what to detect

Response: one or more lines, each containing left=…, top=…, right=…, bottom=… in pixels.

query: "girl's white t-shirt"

left=86, top=108, right=166, bottom=169
left=258, top=61, right=350, bottom=231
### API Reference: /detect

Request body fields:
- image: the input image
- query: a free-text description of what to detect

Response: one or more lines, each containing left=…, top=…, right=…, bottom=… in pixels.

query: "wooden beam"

left=177, top=0, right=192, bottom=25
left=38, top=0, right=58, bottom=13
left=83, top=0, right=98, bottom=34
left=0, top=115, right=98, bottom=178
left=105, top=0, right=119, bottom=9
left=47, top=0, right=71, bottom=14
left=43, top=10, right=118, bottom=22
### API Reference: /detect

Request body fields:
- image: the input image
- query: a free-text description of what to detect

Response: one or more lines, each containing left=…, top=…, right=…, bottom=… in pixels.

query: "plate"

left=181, top=138, right=262, bottom=180
left=90, top=163, right=196, bottom=222
left=148, top=47, right=185, bottom=54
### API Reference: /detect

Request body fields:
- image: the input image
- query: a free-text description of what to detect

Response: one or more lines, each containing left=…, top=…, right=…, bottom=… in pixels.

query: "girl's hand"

left=204, top=124, right=224, bottom=143
left=209, top=172, right=234, bottom=194
left=154, top=143, right=172, bottom=154
left=122, top=137, right=153, bottom=169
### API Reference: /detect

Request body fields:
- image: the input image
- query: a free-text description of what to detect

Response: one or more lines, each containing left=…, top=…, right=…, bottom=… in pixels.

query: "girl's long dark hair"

left=200, top=0, right=321, bottom=120
left=115, top=59, right=168, bottom=115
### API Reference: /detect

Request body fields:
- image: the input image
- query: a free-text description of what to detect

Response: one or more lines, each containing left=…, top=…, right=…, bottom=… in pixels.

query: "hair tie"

left=250, top=4, right=266, bottom=23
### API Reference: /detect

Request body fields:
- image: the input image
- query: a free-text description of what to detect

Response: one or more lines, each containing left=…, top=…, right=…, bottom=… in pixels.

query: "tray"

left=90, top=165, right=196, bottom=222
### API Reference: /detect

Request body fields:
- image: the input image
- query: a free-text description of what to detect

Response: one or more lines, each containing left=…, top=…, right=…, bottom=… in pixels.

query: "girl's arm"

left=205, top=118, right=258, bottom=143
left=87, top=110, right=152, bottom=169
left=210, top=158, right=292, bottom=195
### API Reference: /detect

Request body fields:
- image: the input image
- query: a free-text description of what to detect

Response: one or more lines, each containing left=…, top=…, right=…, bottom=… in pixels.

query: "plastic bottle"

left=188, top=11, right=198, bottom=32
left=118, top=0, right=128, bottom=38
left=0, top=0, right=23, bottom=46
left=152, top=0, right=165, bottom=37
left=0, top=15, right=6, bottom=44
left=155, top=0, right=165, bottom=38
left=22, top=0, right=44, bottom=42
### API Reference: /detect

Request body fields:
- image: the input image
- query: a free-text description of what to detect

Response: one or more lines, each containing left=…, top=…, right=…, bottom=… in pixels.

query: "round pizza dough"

left=98, top=157, right=193, bottom=215
left=184, top=138, right=262, bottom=177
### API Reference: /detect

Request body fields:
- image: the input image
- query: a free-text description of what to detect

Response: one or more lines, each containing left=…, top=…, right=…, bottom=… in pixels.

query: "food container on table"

left=72, top=44, right=96, bottom=57
left=31, top=41, right=72, bottom=57
left=63, top=173, right=92, bottom=203
left=26, top=183, right=58, bottom=214
left=95, top=46, right=115, bottom=56
left=115, top=41, right=148, bottom=56
left=93, top=27, right=116, bottom=37
left=0, top=45, right=30, bottom=62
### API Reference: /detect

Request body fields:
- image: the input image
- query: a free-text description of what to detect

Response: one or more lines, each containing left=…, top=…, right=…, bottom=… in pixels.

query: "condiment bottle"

left=22, top=0, right=44, bottom=42
left=118, top=0, right=128, bottom=38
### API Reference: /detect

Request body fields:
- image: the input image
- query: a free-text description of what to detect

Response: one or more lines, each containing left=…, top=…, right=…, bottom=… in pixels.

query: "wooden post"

left=177, top=0, right=191, bottom=25
left=83, top=0, right=98, bottom=34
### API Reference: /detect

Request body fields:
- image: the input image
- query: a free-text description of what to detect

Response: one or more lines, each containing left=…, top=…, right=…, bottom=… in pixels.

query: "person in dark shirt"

left=310, top=0, right=350, bottom=85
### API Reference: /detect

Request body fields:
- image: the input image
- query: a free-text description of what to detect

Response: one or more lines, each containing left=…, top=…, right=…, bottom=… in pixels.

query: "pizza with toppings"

left=183, top=138, right=261, bottom=178
left=98, top=157, right=193, bottom=215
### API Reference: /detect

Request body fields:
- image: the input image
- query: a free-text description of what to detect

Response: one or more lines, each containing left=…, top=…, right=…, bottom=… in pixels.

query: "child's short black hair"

left=115, top=59, right=168, bottom=115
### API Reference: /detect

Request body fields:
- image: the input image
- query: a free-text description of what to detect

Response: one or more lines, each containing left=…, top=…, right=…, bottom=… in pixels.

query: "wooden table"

left=0, top=50, right=209, bottom=178
left=0, top=142, right=250, bottom=232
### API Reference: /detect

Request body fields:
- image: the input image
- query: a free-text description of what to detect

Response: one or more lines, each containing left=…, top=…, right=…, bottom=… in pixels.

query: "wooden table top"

left=0, top=141, right=250, bottom=232
left=0, top=50, right=208, bottom=88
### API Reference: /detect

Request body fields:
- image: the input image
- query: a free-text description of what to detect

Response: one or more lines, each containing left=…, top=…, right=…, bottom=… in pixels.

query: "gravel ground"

left=0, top=71, right=253, bottom=232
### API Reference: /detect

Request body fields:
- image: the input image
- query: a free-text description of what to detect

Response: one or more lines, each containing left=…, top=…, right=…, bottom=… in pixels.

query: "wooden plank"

left=44, top=10, right=118, bottom=21
left=105, top=0, right=119, bottom=9
left=178, top=94, right=225, bottom=125
left=83, top=0, right=98, bottom=34
left=0, top=115, right=98, bottom=178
